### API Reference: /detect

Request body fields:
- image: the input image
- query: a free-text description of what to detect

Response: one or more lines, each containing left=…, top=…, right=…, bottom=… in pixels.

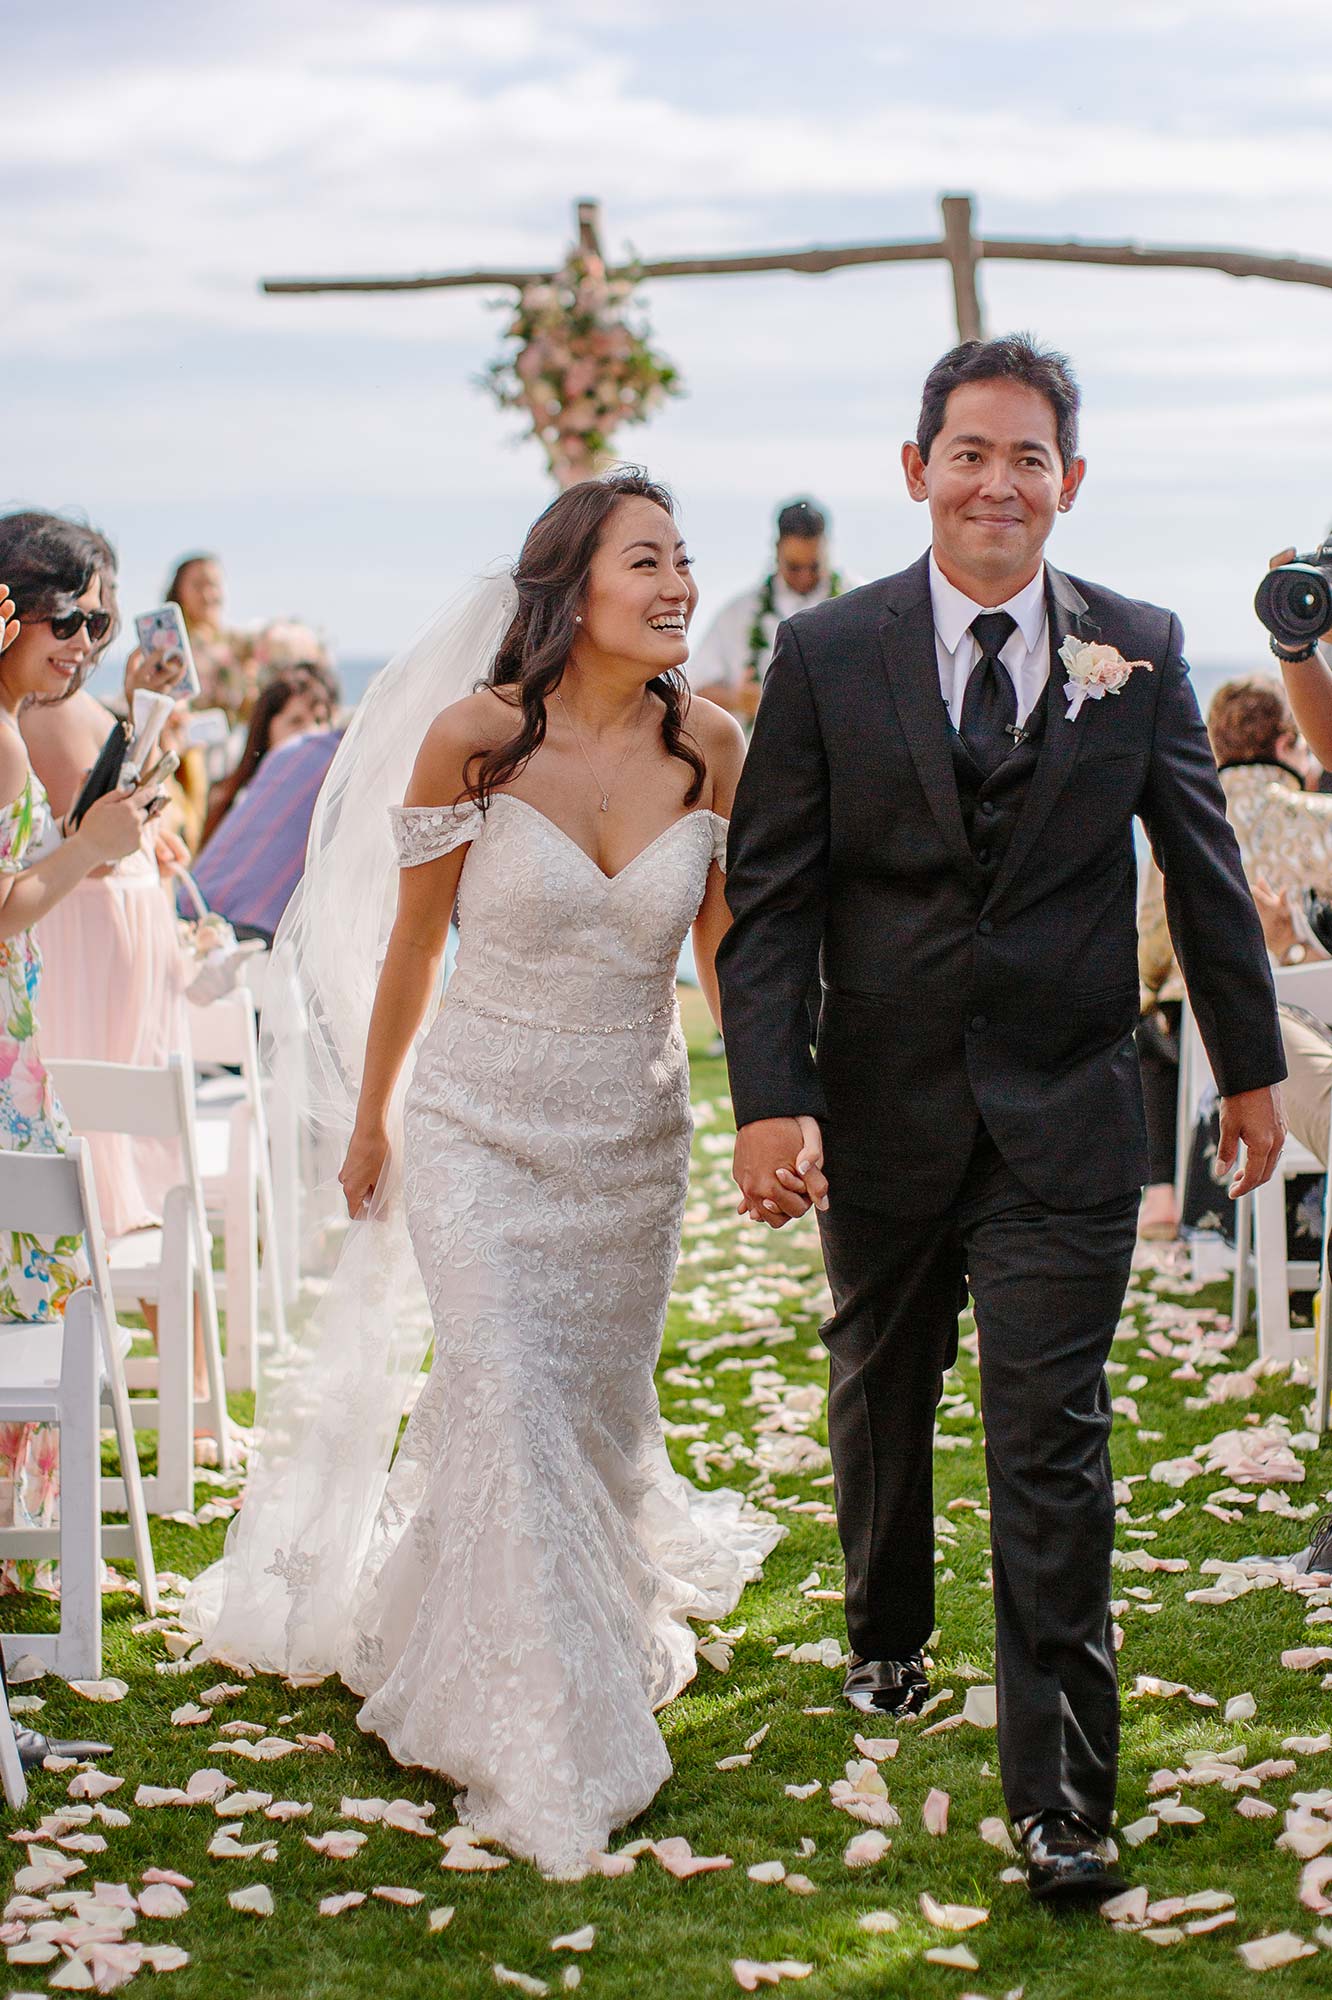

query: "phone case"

left=135, top=605, right=201, bottom=701
left=69, top=720, right=130, bottom=830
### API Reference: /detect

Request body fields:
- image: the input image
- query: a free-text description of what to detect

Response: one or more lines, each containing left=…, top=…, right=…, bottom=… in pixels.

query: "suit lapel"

left=876, top=555, right=979, bottom=881
left=984, top=564, right=1097, bottom=908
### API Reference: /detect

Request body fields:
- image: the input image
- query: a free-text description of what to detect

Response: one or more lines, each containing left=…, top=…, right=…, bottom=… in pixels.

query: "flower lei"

left=744, top=571, right=843, bottom=684
left=486, top=251, right=682, bottom=488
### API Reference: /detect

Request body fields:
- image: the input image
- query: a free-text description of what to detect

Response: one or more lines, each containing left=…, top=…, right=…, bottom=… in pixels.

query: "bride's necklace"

left=556, top=688, right=648, bottom=813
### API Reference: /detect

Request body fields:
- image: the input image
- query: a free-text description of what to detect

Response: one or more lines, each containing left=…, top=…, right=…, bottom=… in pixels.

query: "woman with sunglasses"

left=0, top=512, right=159, bottom=1534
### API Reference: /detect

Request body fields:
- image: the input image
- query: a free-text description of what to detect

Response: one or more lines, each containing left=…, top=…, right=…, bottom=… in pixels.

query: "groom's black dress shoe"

left=842, top=1651, right=930, bottom=1717
left=1018, top=1810, right=1127, bottom=1905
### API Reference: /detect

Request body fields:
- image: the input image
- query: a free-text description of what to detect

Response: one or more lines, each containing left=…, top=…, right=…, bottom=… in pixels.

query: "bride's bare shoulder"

left=407, top=687, right=519, bottom=806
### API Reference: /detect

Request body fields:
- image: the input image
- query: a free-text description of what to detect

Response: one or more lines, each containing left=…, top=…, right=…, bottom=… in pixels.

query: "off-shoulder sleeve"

left=388, top=800, right=485, bottom=868
left=710, top=812, right=730, bottom=872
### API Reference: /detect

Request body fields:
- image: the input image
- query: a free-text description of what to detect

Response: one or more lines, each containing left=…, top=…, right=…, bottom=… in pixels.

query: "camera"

left=1255, top=540, right=1332, bottom=652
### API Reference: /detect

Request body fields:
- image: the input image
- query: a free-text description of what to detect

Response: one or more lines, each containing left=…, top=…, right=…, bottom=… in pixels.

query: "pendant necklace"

left=556, top=688, right=647, bottom=812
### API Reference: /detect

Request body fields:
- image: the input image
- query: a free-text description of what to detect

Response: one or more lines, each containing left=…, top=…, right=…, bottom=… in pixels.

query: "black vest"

left=948, top=668, right=1056, bottom=889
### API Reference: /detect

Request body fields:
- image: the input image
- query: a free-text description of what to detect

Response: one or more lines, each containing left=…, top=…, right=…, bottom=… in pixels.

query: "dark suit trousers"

left=817, top=1130, right=1138, bottom=1829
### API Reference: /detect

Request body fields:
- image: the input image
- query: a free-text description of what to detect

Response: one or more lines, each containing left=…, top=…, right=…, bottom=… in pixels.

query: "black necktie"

left=959, top=610, right=1019, bottom=776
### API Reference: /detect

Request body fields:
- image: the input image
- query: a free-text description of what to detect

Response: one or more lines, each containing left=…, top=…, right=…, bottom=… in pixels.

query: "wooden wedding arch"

left=261, top=192, right=1332, bottom=345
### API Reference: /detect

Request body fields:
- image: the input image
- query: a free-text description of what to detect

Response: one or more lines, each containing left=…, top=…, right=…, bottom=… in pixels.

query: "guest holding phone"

left=20, top=528, right=194, bottom=1241
left=0, top=512, right=160, bottom=1532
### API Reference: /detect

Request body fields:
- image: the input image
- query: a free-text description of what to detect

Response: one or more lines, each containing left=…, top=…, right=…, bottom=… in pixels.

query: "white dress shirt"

left=687, top=569, right=862, bottom=689
left=928, top=552, right=1050, bottom=730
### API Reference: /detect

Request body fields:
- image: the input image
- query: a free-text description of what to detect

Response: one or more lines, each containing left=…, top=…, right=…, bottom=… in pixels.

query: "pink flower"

left=10, top=1049, right=49, bottom=1123
left=0, top=1037, right=19, bottom=1085
left=0, top=1424, right=30, bottom=1477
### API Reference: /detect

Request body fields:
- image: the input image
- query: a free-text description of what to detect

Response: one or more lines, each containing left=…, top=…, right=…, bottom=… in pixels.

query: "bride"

left=183, top=470, right=792, bottom=1877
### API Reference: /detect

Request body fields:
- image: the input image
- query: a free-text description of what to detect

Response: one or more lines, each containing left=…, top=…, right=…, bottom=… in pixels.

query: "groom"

left=716, top=335, right=1287, bottom=1901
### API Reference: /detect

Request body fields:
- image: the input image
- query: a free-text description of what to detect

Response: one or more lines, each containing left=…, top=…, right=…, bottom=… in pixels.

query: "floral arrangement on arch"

left=485, top=250, right=682, bottom=487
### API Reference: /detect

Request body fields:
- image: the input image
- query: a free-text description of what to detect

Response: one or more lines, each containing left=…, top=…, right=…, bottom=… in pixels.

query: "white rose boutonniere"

left=1058, top=636, right=1153, bottom=722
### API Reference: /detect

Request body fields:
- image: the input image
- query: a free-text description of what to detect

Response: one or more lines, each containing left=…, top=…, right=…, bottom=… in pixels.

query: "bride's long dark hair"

left=465, top=468, right=706, bottom=810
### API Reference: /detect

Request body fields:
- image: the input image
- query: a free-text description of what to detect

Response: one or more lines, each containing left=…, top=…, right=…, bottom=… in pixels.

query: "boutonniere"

left=1059, top=637, right=1153, bottom=721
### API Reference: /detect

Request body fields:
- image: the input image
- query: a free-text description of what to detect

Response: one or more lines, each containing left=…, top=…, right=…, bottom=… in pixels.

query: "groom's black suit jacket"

left=717, top=551, right=1285, bottom=1216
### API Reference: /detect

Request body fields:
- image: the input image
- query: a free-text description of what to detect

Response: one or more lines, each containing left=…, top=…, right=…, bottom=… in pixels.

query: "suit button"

left=970, top=1013, right=987, bottom=1031
left=976, top=846, right=992, bottom=865
left=979, top=801, right=997, bottom=818
left=977, top=919, right=993, bottom=936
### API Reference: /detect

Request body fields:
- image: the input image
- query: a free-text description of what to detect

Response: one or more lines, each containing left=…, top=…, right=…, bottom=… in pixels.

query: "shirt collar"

left=928, top=551, right=1047, bottom=656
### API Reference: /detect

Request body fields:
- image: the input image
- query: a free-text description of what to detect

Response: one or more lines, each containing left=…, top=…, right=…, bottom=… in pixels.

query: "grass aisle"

left=4, top=991, right=1332, bottom=1998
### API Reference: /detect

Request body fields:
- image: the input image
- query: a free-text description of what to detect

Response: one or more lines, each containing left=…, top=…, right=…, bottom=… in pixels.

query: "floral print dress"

left=0, top=766, right=80, bottom=1531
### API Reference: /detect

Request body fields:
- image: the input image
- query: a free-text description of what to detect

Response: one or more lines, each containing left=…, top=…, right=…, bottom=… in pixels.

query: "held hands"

left=1251, top=873, right=1299, bottom=962
left=1216, top=1083, right=1287, bottom=1199
left=734, top=1115, right=828, bottom=1228
left=339, top=1123, right=389, bottom=1220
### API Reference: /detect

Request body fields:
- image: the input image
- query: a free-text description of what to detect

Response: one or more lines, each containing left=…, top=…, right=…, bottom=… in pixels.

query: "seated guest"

left=166, top=551, right=256, bottom=722
left=1208, top=675, right=1332, bottom=893
left=191, top=723, right=341, bottom=948
left=198, top=666, right=335, bottom=850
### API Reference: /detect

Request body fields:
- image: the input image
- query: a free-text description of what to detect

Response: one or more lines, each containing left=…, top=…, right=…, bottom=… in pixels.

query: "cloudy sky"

left=6, top=0, right=1332, bottom=676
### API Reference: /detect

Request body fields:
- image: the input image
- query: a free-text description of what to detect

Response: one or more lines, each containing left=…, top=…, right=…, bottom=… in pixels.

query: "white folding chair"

left=1260, top=962, right=1332, bottom=1382
left=189, top=986, right=287, bottom=1392
left=1175, top=1002, right=1251, bottom=1332
left=48, top=1056, right=231, bottom=1510
left=239, top=952, right=303, bottom=1307
left=0, top=1144, right=159, bottom=1677
left=0, top=1668, right=27, bottom=1811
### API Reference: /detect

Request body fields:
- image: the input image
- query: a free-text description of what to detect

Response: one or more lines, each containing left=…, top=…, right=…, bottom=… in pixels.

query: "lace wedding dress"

left=222, top=790, right=780, bottom=1878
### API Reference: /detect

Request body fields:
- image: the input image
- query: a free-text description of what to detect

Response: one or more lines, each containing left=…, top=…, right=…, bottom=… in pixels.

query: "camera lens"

left=1255, top=562, right=1332, bottom=647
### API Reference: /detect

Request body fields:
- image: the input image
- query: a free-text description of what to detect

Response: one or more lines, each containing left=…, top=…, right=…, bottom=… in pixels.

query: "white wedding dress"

left=197, top=789, right=781, bottom=1879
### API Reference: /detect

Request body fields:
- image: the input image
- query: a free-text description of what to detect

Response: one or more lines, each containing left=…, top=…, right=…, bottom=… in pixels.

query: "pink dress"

left=36, top=843, right=190, bottom=1236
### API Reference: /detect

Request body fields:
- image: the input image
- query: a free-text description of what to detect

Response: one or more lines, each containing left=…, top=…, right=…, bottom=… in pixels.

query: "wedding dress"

left=188, top=775, right=781, bottom=1877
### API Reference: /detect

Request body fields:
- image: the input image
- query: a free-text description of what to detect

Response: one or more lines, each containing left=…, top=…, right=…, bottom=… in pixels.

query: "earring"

left=574, top=615, right=582, bottom=625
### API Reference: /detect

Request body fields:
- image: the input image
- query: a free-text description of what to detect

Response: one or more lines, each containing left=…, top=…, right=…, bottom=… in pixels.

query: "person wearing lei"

left=688, top=498, right=859, bottom=725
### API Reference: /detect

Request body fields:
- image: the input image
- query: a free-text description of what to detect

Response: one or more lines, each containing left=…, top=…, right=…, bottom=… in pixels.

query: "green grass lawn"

left=4, top=989, right=1332, bottom=1997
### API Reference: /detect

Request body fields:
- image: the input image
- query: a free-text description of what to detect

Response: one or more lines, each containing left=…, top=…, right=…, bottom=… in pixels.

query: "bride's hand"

left=339, top=1124, right=389, bottom=1219
left=775, top=1115, right=829, bottom=1213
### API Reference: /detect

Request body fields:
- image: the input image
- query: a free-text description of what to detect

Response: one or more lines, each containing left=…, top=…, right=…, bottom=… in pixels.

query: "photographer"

left=1263, top=541, right=1332, bottom=763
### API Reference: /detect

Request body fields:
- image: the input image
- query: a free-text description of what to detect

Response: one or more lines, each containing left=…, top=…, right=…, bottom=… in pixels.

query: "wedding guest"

left=689, top=499, right=860, bottom=719
left=20, top=538, right=193, bottom=1240
left=1251, top=874, right=1332, bottom=1165
left=1208, top=676, right=1332, bottom=894
left=166, top=551, right=255, bottom=721
left=0, top=513, right=161, bottom=1529
left=198, top=666, right=335, bottom=850
left=191, top=721, right=342, bottom=949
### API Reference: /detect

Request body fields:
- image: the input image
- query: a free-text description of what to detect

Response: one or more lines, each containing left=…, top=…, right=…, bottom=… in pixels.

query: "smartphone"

left=68, top=719, right=130, bottom=830
left=135, top=605, right=201, bottom=701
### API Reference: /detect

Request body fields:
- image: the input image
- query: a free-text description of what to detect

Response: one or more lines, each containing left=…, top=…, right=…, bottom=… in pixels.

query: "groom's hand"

left=734, top=1117, right=827, bottom=1228
left=1217, top=1083, right=1287, bottom=1197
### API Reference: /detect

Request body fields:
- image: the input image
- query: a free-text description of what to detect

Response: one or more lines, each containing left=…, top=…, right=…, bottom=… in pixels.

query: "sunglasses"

left=45, top=608, right=113, bottom=644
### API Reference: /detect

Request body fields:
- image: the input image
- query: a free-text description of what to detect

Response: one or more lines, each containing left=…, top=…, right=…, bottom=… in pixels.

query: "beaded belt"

left=448, top=990, right=677, bottom=1036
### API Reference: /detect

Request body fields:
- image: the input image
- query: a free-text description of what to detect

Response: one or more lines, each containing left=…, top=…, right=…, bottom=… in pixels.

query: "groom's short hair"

left=917, top=334, right=1080, bottom=471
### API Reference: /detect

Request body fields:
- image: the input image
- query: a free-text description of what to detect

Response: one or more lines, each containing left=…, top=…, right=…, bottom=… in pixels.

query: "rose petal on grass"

left=922, top=1790, right=950, bottom=1837
left=858, top=1910, right=900, bottom=1932
left=1143, top=1926, right=1186, bottom=1945
left=1188, top=1911, right=1237, bottom=1934
left=732, top=1961, right=813, bottom=1990
left=747, top=1862, right=786, bottom=1885
left=66, top=1773, right=123, bottom=1802
left=784, top=1783, right=821, bottom=1801
left=142, top=1868, right=193, bottom=1890
left=429, top=1906, right=455, bottom=1931
left=1121, top=1815, right=1159, bottom=1846
left=784, top=1874, right=818, bottom=1895
left=306, top=1831, right=367, bottom=1860
left=923, top=1943, right=979, bottom=1970
left=1282, top=1648, right=1332, bottom=1672
left=1224, top=1692, right=1257, bottom=1722
left=48, top=1956, right=96, bottom=1989
left=978, top=1817, right=1017, bottom=1856
left=373, top=1887, right=425, bottom=1906
left=843, top=1830, right=892, bottom=1868
left=1300, top=1857, right=1332, bottom=1914
left=551, top=1927, right=595, bottom=1951
left=493, top=1968, right=548, bottom=1997
left=264, top=1801, right=313, bottom=1821
left=217, top=1791, right=271, bottom=1815
left=960, top=1685, right=997, bottom=1728
left=1102, top=1885, right=1150, bottom=1925
left=716, top=1755, right=752, bottom=1771
left=169, top=1705, right=212, bottom=1727
left=651, top=1838, right=732, bottom=1880
left=319, top=1892, right=366, bottom=1917
left=1236, top=1931, right=1317, bottom=1970
left=66, top=1680, right=128, bottom=1703
left=919, top=1892, right=988, bottom=1931
left=137, top=1883, right=189, bottom=1918
left=227, top=1883, right=274, bottom=1916
left=440, top=1843, right=509, bottom=1873
left=852, top=1736, right=898, bottom=1762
